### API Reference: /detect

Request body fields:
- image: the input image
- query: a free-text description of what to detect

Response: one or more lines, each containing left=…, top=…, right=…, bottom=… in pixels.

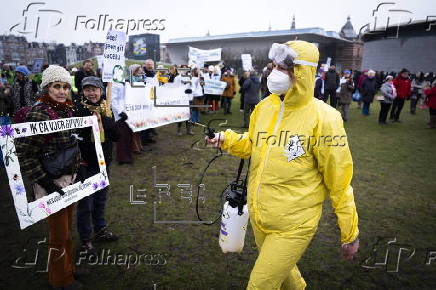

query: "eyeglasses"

left=51, top=83, right=71, bottom=90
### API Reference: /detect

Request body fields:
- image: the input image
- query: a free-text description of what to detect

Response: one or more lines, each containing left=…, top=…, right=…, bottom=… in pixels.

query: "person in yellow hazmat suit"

left=206, top=40, right=359, bottom=289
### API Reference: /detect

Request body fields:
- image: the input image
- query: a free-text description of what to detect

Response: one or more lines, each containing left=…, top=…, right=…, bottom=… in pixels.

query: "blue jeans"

left=0, top=116, right=10, bottom=167
left=77, top=166, right=110, bottom=241
left=191, top=109, right=199, bottom=123
left=362, top=102, right=371, bottom=115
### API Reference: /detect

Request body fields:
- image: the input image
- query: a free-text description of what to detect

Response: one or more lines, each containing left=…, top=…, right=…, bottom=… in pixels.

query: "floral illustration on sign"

left=14, top=183, right=25, bottom=195
left=93, top=182, right=99, bottom=190
left=38, top=201, right=52, bottom=216
left=0, top=124, right=14, bottom=137
left=100, top=180, right=107, bottom=188
left=0, top=124, right=16, bottom=167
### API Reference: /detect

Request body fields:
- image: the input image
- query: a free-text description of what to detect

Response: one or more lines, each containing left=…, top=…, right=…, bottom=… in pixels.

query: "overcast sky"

left=1, top=0, right=435, bottom=44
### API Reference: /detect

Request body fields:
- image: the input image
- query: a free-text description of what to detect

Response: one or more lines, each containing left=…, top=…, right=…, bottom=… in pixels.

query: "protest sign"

left=241, top=54, right=253, bottom=71
left=188, top=47, right=221, bottom=65
left=203, top=79, right=227, bottom=95
left=324, top=57, right=332, bottom=71
left=0, top=116, right=108, bottom=230
left=102, top=30, right=127, bottom=83
left=111, top=83, right=191, bottom=132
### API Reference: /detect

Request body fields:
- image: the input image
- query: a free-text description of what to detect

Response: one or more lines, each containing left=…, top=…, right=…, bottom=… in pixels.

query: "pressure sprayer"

left=193, top=121, right=250, bottom=253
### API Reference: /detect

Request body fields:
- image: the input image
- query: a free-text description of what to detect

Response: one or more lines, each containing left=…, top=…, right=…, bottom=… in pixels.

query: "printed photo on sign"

left=0, top=116, right=109, bottom=230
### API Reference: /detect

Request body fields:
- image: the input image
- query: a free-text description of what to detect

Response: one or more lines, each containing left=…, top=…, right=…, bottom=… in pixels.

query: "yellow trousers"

left=247, top=213, right=320, bottom=290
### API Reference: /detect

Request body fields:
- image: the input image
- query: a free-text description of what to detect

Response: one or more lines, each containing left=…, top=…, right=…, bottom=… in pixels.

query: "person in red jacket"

left=424, top=80, right=436, bottom=129
left=390, top=68, right=412, bottom=122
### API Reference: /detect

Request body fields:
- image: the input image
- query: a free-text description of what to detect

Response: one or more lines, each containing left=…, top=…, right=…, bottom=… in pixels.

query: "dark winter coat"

left=314, top=77, right=325, bottom=100
left=325, top=69, right=340, bottom=90
left=0, top=87, right=14, bottom=116
left=12, top=79, right=37, bottom=112
left=242, top=77, right=261, bottom=105
left=339, top=78, right=355, bottom=105
left=360, top=77, right=378, bottom=103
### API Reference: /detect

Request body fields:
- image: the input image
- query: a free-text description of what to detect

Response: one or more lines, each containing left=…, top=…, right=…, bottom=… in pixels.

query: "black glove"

left=38, top=176, right=66, bottom=196
left=76, top=165, right=88, bottom=183
left=119, top=112, right=128, bottom=122
left=184, top=89, right=192, bottom=94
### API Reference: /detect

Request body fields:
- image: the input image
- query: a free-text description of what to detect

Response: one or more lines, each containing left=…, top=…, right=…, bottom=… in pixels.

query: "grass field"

left=1, top=95, right=436, bottom=290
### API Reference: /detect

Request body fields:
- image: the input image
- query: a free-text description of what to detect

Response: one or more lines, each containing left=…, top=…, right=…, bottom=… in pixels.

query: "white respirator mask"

left=267, top=69, right=293, bottom=95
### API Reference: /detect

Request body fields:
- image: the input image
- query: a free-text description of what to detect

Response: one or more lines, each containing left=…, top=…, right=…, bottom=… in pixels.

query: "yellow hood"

left=273, top=40, right=319, bottom=109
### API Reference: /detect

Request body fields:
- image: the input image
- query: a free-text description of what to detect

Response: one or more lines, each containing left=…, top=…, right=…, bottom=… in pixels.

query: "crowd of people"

left=313, top=65, right=436, bottom=127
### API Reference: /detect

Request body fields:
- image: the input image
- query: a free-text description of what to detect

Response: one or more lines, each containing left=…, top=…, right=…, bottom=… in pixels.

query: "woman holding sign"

left=74, top=76, right=120, bottom=256
left=15, top=65, right=83, bottom=289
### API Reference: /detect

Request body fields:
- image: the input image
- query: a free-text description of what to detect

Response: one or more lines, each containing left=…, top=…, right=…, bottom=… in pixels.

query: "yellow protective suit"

left=220, top=41, right=359, bottom=289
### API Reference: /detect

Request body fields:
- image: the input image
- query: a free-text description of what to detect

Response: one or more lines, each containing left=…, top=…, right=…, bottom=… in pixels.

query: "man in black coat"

left=324, top=65, right=340, bottom=108
left=74, top=76, right=120, bottom=255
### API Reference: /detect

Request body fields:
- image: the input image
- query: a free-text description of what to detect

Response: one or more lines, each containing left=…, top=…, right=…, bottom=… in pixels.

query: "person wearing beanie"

left=11, top=65, right=38, bottom=113
left=74, top=76, right=120, bottom=256
left=360, top=70, right=377, bottom=116
left=15, top=65, right=83, bottom=290
left=379, top=76, right=396, bottom=124
left=129, top=64, right=144, bottom=83
left=390, top=68, right=412, bottom=122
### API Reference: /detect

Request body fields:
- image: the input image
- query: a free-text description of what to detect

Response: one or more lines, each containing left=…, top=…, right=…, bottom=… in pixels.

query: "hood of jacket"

left=269, top=41, right=319, bottom=110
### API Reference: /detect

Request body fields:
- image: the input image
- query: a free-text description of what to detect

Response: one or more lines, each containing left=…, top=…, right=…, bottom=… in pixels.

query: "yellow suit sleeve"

left=220, top=105, right=257, bottom=159
left=313, top=111, right=359, bottom=244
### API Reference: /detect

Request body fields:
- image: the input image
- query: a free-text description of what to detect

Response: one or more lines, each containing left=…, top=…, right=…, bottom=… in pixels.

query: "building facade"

left=361, top=20, right=436, bottom=73
left=0, top=35, right=105, bottom=67
left=164, top=18, right=362, bottom=72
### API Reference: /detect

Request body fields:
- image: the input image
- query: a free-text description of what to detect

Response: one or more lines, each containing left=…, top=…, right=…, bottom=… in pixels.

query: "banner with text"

left=111, top=83, right=191, bottom=132
left=188, top=47, right=222, bottom=67
left=204, top=79, right=227, bottom=95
